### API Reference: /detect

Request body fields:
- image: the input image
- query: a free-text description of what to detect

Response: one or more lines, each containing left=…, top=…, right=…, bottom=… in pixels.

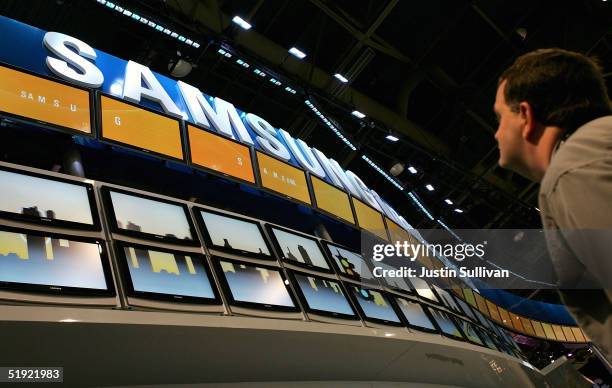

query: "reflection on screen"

left=433, top=285, right=460, bottom=313
left=123, top=246, right=214, bottom=299
left=272, top=228, right=329, bottom=269
left=351, top=287, right=400, bottom=323
left=201, top=211, right=270, bottom=255
left=294, top=274, right=354, bottom=316
left=327, top=244, right=373, bottom=280
left=220, top=260, right=294, bottom=307
left=474, top=309, right=494, bottom=330
left=0, top=170, right=93, bottom=225
left=429, top=309, right=463, bottom=338
left=0, top=230, right=107, bottom=290
left=408, top=276, right=439, bottom=303
left=110, top=191, right=193, bottom=240
left=396, top=298, right=436, bottom=331
left=478, top=329, right=498, bottom=351
left=458, top=319, right=484, bottom=345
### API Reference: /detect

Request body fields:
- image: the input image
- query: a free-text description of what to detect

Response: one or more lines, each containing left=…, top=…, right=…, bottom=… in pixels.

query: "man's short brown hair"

left=500, top=48, right=611, bottom=133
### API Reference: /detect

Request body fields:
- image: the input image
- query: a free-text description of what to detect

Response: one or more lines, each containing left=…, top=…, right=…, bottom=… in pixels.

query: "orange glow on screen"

left=352, top=198, right=387, bottom=240
left=311, top=176, right=354, bottom=224
left=256, top=151, right=311, bottom=204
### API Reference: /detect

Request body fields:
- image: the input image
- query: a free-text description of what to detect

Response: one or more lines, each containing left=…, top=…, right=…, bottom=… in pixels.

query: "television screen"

left=395, top=298, right=437, bottom=332
left=257, top=151, right=311, bottom=205
left=0, top=228, right=110, bottom=293
left=0, top=65, right=91, bottom=133
left=119, top=244, right=218, bottom=302
left=270, top=227, right=329, bottom=270
left=352, top=198, right=388, bottom=240
left=456, top=297, right=478, bottom=322
left=106, top=189, right=195, bottom=242
left=188, top=125, right=255, bottom=184
left=408, top=276, right=440, bottom=303
left=216, top=259, right=296, bottom=309
left=0, top=168, right=95, bottom=228
left=100, top=95, right=183, bottom=160
left=457, top=319, right=484, bottom=345
left=325, top=243, right=374, bottom=281
left=429, top=308, right=464, bottom=339
left=474, top=308, right=494, bottom=330
left=349, top=286, right=401, bottom=324
left=478, top=329, right=499, bottom=351
left=199, top=210, right=271, bottom=257
left=375, top=261, right=413, bottom=293
left=292, top=272, right=355, bottom=318
left=310, top=176, right=354, bottom=224
left=433, top=285, right=461, bottom=313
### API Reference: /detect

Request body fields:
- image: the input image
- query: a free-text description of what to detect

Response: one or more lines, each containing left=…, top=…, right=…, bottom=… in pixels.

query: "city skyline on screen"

left=272, top=228, right=329, bottom=269
left=295, top=273, right=354, bottom=316
left=201, top=211, right=270, bottom=255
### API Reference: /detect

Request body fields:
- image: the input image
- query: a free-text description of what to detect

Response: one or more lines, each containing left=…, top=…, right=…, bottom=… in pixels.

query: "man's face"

left=494, top=80, right=526, bottom=170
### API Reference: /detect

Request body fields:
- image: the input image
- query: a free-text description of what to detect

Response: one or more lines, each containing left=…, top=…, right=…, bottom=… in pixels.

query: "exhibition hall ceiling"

left=1, top=0, right=610, bottom=230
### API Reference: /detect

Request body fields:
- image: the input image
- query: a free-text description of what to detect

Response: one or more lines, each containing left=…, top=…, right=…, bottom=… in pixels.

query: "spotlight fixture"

left=454, top=208, right=464, bottom=213
left=407, top=166, right=418, bottom=174
left=232, top=16, right=252, bottom=30
left=389, top=162, right=405, bottom=176
left=445, top=199, right=453, bottom=205
left=289, top=47, right=306, bottom=59
left=425, top=184, right=434, bottom=191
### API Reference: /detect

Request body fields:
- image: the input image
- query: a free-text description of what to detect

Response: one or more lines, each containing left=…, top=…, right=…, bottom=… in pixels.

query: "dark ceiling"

left=1, top=0, right=611, bottom=231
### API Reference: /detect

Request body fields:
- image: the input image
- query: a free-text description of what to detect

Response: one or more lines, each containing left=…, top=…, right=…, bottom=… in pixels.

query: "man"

left=493, top=48, right=612, bottom=362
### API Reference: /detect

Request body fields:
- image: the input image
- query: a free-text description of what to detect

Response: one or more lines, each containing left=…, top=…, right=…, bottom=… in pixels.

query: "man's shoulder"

left=540, top=115, right=612, bottom=196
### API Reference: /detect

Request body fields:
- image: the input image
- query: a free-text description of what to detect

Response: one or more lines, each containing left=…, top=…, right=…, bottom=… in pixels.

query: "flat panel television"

left=375, top=261, right=414, bottom=294
left=0, top=227, right=112, bottom=295
left=256, top=151, right=311, bottom=205
left=269, top=226, right=330, bottom=271
left=310, top=176, right=354, bottom=224
left=349, top=286, right=402, bottom=325
left=291, top=271, right=356, bottom=319
left=324, top=242, right=375, bottom=282
left=0, top=167, right=97, bottom=229
left=0, top=65, right=91, bottom=133
left=103, top=188, right=197, bottom=244
left=352, top=198, right=388, bottom=240
left=408, top=276, right=440, bottom=303
left=433, top=285, right=461, bottom=313
left=456, top=296, right=478, bottom=322
left=429, top=307, right=464, bottom=340
left=188, top=125, right=255, bottom=184
left=214, top=258, right=298, bottom=311
left=395, top=297, right=437, bottom=332
left=117, top=242, right=220, bottom=304
left=457, top=318, right=485, bottom=345
left=198, top=210, right=272, bottom=259
left=100, top=95, right=183, bottom=160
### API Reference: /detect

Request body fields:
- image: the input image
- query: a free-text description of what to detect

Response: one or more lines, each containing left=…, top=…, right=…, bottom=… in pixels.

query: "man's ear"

left=519, top=101, right=540, bottom=143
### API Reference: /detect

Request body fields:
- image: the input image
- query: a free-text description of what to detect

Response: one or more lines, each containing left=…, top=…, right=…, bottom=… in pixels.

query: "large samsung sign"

left=0, top=15, right=414, bottom=232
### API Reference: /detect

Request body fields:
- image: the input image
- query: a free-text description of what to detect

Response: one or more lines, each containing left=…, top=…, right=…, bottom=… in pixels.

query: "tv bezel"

left=0, top=165, right=100, bottom=231
left=345, top=284, right=404, bottom=327
left=322, top=240, right=376, bottom=283
left=266, top=224, right=333, bottom=273
left=101, top=186, right=200, bottom=246
left=0, top=62, right=95, bottom=138
left=394, top=296, right=440, bottom=334
left=212, top=256, right=300, bottom=313
left=432, top=284, right=462, bottom=314
left=427, top=306, right=467, bottom=341
left=114, top=241, right=221, bottom=305
left=287, top=269, right=359, bottom=321
left=407, top=276, right=442, bottom=305
left=455, top=317, right=487, bottom=347
left=0, top=224, right=115, bottom=297
left=194, top=207, right=275, bottom=260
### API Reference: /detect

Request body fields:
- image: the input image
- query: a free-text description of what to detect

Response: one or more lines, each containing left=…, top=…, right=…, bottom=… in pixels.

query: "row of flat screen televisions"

left=0, top=164, right=521, bottom=357
left=0, top=63, right=394, bottom=237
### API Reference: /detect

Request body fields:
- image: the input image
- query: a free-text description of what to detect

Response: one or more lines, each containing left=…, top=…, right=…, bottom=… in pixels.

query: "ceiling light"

left=386, top=134, right=399, bottom=142
left=425, top=184, right=434, bottom=191
left=351, top=110, right=365, bottom=119
left=445, top=199, right=453, bottom=205
left=407, top=166, right=417, bottom=174
left=454, top=208, right=464, bottom=213
left=232, top=16, right=252, bottom=30
left=289, top=47, right=306, bottom=59
left=389, top=162, right=404, bottom=176
left=534, top=207, right=540, bottom=212
left=334, top=73, right=349, bottom=83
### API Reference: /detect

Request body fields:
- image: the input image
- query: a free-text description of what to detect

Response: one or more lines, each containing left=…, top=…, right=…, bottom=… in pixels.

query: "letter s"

left=43, top=32, right=104, bottom=88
